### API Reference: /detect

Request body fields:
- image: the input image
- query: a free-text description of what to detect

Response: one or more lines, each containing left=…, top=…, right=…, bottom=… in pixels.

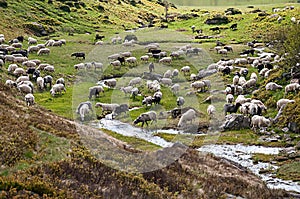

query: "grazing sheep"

left=89, top=85, right=104, bottom=99
left=28, top=37, right=37, bottom=45
left=251, top=115, right=272, bottom=131
left=180, top=66, right=190, bottom=75
left=235, top=95, right=251, bottom=104
left=112, top=104, right=129, bottom=118
left=159, top=57, right=172, bottom=64
left=160, top=78, right=172, bottom=86
left=7, top=64, right=18, bottom=73
left=201, top=80, right=211, bottom=91
left=233, top=75, right=239, bottom=85
left=224, top=103, right=242, bottom=116
left=25, top=93, right=35, bottom=106
left=110, top=60, right=121, bottom=69
left=43, top=75, right=53, bottom=89
left=242, top=79, right=257, bottom=89
left=5, top=80, right=17, bottom=87
left=133, top=111, right=157, bottom=127
left=18, top=84, right=32, bottom=94
left=238, top=76, right=246, bottom=86
left=120, top=86, right=133, bottom=96
left=71, top=52, right=85, bottom=59
left=148, top=62, right=155, bottom=72
left=50, top=83, right=66, bottom=96
left=259, top=68, right=269, bottom=77
left=163, top=70, right=172, bottom=78
left=147, top=80, right=161, bottom=92
left=250, top=72, right=258, bottom=81
left=218, top=49, right=228, bottom=55
left=104, top=79, right=117, bottom=88
left=16, top=75, right=30, bottom=84
left=142, top=96, right=153, bottom=106
left=251, top=99, right=267, bottom=113
left=84, top=62, right=93, bottom=70
left=276, top=99, right=295, bottom=110
left=125, top=56, right=137, bottom=66
left=91, top=62, right=103, bottom=71
left=172, top=69, right=179, bottom=78
left=177, top=96, right=185, bottom=107
left=95, top=102, right=119, bottom=113
left=177, top=109, right=196, bottom=127
left=44, top=65, right=55, bottom=72
left=266, top=82, right=283, bottom=91
left=207, top=105, right=216, bottom=118
left=37, top=48, right=50, bottom=56
left=140, top=55, right=149, bottom=62
left=108, top=53, right=121, bottom=60
left=13, top=67, right=26, bottom=76
left=191, top=81, right=205, bottom=92
left=56, top=77, right=65, bottom=86
left=36, top=77, right=44, bottom=90
left=130, top=87, right=139, bottom=99
left=285, top=83, right=300, bottom=94
left=171, top=83, right=180, bottom=95
left=128, top=77, right=142, bottom=87
left=239, top=68, right=248, bottom=77
left=226, top=94, right=234, bottom=103
left=28, top=46, right=39, bottom=53
left=152, top=91, right=162, bottom=104
left=77, top=102, right=93, bottom=121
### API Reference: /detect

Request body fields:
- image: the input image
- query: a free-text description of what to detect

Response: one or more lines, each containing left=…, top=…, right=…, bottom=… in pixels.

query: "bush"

left=0, top=0, right=8, bottom=8
left=59, top=5, right=71, bottom=12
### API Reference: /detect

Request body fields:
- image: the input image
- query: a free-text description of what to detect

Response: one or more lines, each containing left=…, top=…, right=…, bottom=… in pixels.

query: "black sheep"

left=221, top=67, right=231, bottom=75
left=224, top=103, right=242, bottom=116
left=71, top=52, right=85, bottom=59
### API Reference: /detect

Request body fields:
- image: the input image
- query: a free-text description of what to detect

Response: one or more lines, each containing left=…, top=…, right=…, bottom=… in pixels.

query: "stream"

left=89, top=114, right=300, bottom=194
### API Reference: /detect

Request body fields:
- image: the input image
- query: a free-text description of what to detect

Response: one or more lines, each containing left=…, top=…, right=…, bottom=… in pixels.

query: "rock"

left=205, top=14, right=229, bottom=25
left=288, top=122, right=299, bottom=133
left=196, top=69, right=217, bottom=80
left=282, top=127, right=289, bottom=132
left=124, top=34, right=138, bottom=42
left=23, top=22, right=49, bottom=36
left=220, top=114, right=251, bottom=131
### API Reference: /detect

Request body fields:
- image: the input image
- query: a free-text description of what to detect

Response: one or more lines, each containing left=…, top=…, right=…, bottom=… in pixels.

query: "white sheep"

left=128, top=77, right=142, bottom=86
left=218, top=49, right=228, bottom=55
left=16, top=75, right=30, bottom=83
left=120, top=86, right=133, bottom=95
left=37, top=48, right=50, bottom=56
left=160, top=78, right=172, bottom=86
left=14, top=57, right=28, bottom=63
left=235, top=95, right=251, bottom=104
left=242, top=79, right=257, bottom=89
left=104, top=78, right=117, bottom=88
left=178, top=109, right=196, bottom=127
left=163, top=70, right=172, bottom=78
left=276, top=99, right=295, bottom=110
left=201, top=80, right=211, bottom=90
left=25, top=93, right=35, bottom=106
left=159, top=57, right=172, bottom=64
left=180, top=66, right=190, bottom=75
left=172, top=69, right=179, bottom=78
left=259, top=68, right=269, bottom=77
left=50, top=83, right=66, bottom=96
left=266, top=82, right=283, bottom=91
left=190, top=73, right=197, bottom=81
left=74, top=63, right=85, bottom=70
left=89, top=85, right=104, bottom=99
left=251, top=115, right=272, bottom=131
left=13, top=67, right=26, bottom=76
left=44, top=65, right=55, bottom=72
left=233, top=75, right=239, bottom=85
left=142, top=96, right=153, bottom=106
left=191, top=81, right=205, bottom=91
left=36, top=77, right=44, bottom=90
left=95, top=102, right=119, bottom=113
left=28, top=37, right=37, bottom=45
left=108, top=53, right=121, bottom=60
left=285, top=83, right=300, bottom=94
left=226, top=94, right=234, bottom=103
left=125, top=56, right=137, bottom=66
left=18, top=84, right=32, bottom=94
left=7, top=64, right=18, bottom=73
left=238, top=76, right=246, bottom=86
left=250, top=72, right=258, bottom=81
left=5, top=80, right=17, bottom=87
left=110, top=60, right=121, bottom=69
left=140, top=55, right=149, bottom=62
left=177, top=96, right=185, bottom=107
left=91, top=62, right=103, bottom=71
left=207, top=105, right=216, bottom=118
left=171, top=84, right=180, bottom=94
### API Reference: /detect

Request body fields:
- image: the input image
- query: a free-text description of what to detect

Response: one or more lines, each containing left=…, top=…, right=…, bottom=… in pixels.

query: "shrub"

left=59, top=5, right=71, bottom=12
left=0, top=0, right=8, bottom=8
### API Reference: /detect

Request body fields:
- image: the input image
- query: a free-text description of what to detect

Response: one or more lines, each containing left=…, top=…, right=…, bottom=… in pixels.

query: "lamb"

left=18, top=84, right=32, bottom=94
left=89, top=85, right=104, bottom=99
left=180, top=66, right=190, bottom=75
left=177, top=109, right=196, bottom=127
left=177, top=96, right=185, bottom=107
left=160, top=78, right=172, bottom=86
left=159, top=57, right=172, bottom=64
left=266, top=82, right=283, bottom=91
left=36, top=77, right=44, bottom=90
left=223, top=103, right=242, bottom=116
left=133, top=111, right=157, bottom=127
left=50, top=83, right=66, bottom=96
left=91, top=62, right=103, bottom=71
left=104, top=78, right=117, bottom=88
left=25, top=93, right=35, bottom=106
left=171, top=83, right=180, bottom=94
left=37, top=48, right=50, bottom=56
left=142, top=96, right=153, bottom=106
left=128, top=77, right=142, bottom=86
left=226, top=94, right=234, bottom=103
left=276, top=99, right=295, bottom=110
left=285, top=83, right=300, bottom=94
left=163, top=70, right=172, bottom=78
left=251, top=115, right=272, bottom=131
left=95, top=102, right=119, bottom=113
left=207, top=105, right=216, bottom=118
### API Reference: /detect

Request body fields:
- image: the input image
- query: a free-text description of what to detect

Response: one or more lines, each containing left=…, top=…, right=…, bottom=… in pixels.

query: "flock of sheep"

left=0, top=34, right=67, bottom=106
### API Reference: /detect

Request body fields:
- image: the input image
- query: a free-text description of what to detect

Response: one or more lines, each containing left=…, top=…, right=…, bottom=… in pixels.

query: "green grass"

left=277, top=162, right=300, bottom=181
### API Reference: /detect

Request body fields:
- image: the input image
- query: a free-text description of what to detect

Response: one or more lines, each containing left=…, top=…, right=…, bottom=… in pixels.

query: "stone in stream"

left=220, top=114, right=251, bottom=131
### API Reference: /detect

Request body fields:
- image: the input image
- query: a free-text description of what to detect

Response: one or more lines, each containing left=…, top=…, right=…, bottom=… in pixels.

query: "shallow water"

left=89, top=111, right=300, bottom=193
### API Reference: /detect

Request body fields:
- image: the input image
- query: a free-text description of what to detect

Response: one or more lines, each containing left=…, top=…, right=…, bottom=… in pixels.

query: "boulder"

left=23, top=22, right=50, bottom=36
left=196, top=69, right=217, bottom=80
left=205, top=14, right=229, bottom=25
left=220, top=114, right=250, bottom=130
